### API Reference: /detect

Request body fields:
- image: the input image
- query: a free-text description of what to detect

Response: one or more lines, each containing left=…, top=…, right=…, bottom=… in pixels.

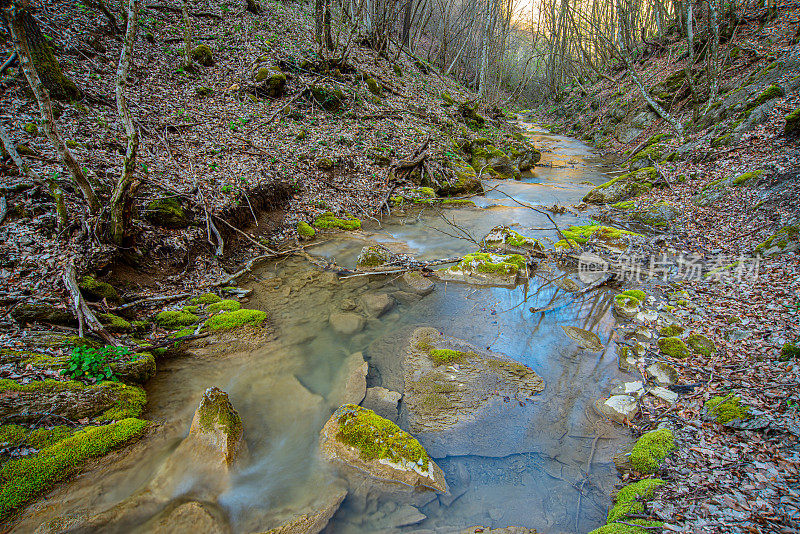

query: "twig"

left=62, top=261, right=117, bottom=344
left=0, top=52, right=17, bottom=75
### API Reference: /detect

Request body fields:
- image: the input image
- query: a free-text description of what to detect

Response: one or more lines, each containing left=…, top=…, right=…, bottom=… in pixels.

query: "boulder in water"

left=435, top=252, right=527, bottom=287
left=188, top=387, right=246, bottom=467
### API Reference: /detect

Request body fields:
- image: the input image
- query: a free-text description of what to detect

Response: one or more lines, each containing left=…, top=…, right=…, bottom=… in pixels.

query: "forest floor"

left=533, top=3, right=800, bottom=532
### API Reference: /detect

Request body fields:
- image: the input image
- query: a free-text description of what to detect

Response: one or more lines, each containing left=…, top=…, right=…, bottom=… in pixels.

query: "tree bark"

left=9, top=7, right=81, bottom=101
left=109, top=0, right=140, bottom=245
left=5, top=2, right=100, bottom=213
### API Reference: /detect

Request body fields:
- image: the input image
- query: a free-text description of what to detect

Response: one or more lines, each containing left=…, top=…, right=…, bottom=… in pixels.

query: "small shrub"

left=62, top=345, right=133, bottom=383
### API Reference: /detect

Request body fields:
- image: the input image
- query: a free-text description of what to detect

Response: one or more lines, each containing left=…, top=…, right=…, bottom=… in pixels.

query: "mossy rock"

left=458, top=101, right=486, bottom=128
left=658, top=324, right=685, bottom=337
left=356, top=245, right=392, bottom=269
left=97, top=313, right=132, bottom=333
left=704, top=395, right=750, bottom=424
left=79, top=275, right=119, bottom=302
left=297, top=221, right=315, bottom=240
left=206, top=299, right=241, bottom=314
left=254, top=68, right=286, bottom=98
left=367, top=146, right=393, bottom=166
left=24, top=122, right=38, bottom=136
left=629, top=428, right=675, bottom=473
left=608, top=479, right=666, bottom=522
left=785, top=106, right=800, bottom=136
left=310, top=85, right=345, bottom=111
left=628, top=201, right=679, bottom=228
left=754, top=224, right=799, bottom=256
left=746, top=84, right=784, bottom=112
left=316, top=157, right=335, bottom=169
left=191, top=293, right=222, bottom=305
left=111, top=351, right=156, bottom=384
left=583, top=167, right=657, bottom=204
left=190, top=44, right=214, bottom=66
left=0, top=424, right=74, bottom=450
left=203, top=308, right=267, bottom=331
left=11, top=303, right=76, bottom=327
left=657, top=337, right=690, bottom=359
left=483, top=226, right=543, bottom=253
left=155, top=310, right=199, bottom=329
left=195, top=86, right=213, bottom=97
left=144, top=198, right=192, bottom=228
left=469, top=142, right=520, bottom=180
left=393, top=64, right=403, bottom=77
left=687, top=333, right=716, bottom=356
left=613, top=291, right=643, bottom=319
left=439, top=160, right=483, bottom=196
left=0, top=418, right=147, bottom=519
left=436, top=252, right=526, bottom=287
left=440, top=92, right=455, bottom=106
left=365, top=77, right=381, bottom=95
left=313, top=212, right=361, bottom=231
left=629, top=143, right=665, bottom=169
left=780, top=342, right=800, bottom=361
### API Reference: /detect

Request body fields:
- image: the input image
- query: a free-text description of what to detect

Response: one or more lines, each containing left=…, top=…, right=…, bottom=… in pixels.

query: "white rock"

left=611, top=381, right=645, bottom=399
left=648, top=386, right=679, bottom=403
left=646, top=362, right=678, bottom=386
left=595, top=395, right=638, bottom=423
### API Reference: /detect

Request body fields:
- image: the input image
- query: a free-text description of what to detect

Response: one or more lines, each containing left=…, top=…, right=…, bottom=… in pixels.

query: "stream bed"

left=15, top=122, right=635, bottom=534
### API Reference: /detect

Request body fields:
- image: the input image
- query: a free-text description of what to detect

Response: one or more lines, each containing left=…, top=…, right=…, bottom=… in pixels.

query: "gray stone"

left=611, top=380, right=645, bottom=399
left=362, top=386, right=401, bottom=422
left=595, top=395, right=638, bottom=424
left=329, top=312, right=365, bottom=335
left=361, top=293, right=395, bottom=317
left=330, top=352, right=368, bottom=407
left=646, top=362, right=679, bottom=386
left=400, top=271, right=435, bottom=295
left=648, top=386, right=679, bottom=403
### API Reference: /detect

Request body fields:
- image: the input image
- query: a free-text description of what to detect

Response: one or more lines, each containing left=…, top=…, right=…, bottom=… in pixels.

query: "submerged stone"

left=399, top=271, right=435, bottom=295
left=329, top=312, right=365, bottom=335
left=356, top=245, right=392, bottom=269
left=560, top=325, right=604, bottom=351
left=362, top=386, right=401, bottom=422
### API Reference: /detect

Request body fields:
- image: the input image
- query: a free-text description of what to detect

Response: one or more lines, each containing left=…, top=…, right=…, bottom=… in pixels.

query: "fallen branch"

left=0, top=51, right=17, bottom=75
left=62, top=262, right=117, bottom=344
left=132, top=331, right=210, bottom=352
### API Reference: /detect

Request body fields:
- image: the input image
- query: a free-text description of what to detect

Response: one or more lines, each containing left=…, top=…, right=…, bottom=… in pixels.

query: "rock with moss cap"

left=483, top=226, right=544, bottom=255
left=310, top=85, right=345, bottom=111
left=754, top=224, right=799, bottom=256
left=657, top=336, right=690, bottom=359
left=203, top=308, right=267, bottom=331
left=468, top=139, right=521, bottom=180
left=79, top=275, right=120, bottom=302
left=188, top=387, right=246, bottom=466
left=629, top=428, right=675, bottom=473
left=435, top=252, right=527, bottom=287
left=319, top=403, right=447, bottom=492
left=145, top=198, right=192, bottom=228
left=297, top=221, right=316, bottom=240
left=11, top=302, right=76, bottom=326
left=365, top=77, right=381, bottom=95
left=156, top=310, right=199, bottom=329
left=687, top=333, right=716, bottom=356
left=313, top=212, right=361, bottom=231
left=461, top=528, right=537, bottom=534
left=583, top=167, right=657, bottom=204
left=254, top=67, right=286, bottom=98
left=504, top=140, right=542, bottom=171
left=458, top=101, right=485, bottom=128
left=440, top=159, right=483, bottom=196
left=0, top=418, right=148, bottom=519
left=0, top=379, right=146, bottom=424
left=190, top=44, right=214, bottom=66
left=613, top=290, right=645, bottom=319
left=400, top=328, right=544, bottom=456
left=587, top=479, right=664, bottom=533
left=356, top=245, right=393, bottom=269
left=786, top=106, right=800, bottom=136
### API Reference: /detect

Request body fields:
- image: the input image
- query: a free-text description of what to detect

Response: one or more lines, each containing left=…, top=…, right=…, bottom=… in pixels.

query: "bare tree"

left=3, top=0, right=99, bottom=213
left=108, top=0, right=140, bottom=245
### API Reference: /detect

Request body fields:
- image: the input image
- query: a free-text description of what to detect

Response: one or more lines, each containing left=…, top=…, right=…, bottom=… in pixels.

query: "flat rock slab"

left=595, top=394, right=638, bottom=424
left=261, top=487, right=347, bottom=534
left=399, top=271, right=435, bottom=295
left=646, top=362, right=678, bottom=386
left=361, top=292, right=395, bottom=317
left=648, top=385, right=679, bottom=404
left=400, top=327, right=545, bottom=457
left=329, top=312, right=365, bottom=335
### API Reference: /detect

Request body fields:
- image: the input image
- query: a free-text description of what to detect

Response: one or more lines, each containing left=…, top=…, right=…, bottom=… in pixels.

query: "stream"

left=16, top=121, right=634, bottom=534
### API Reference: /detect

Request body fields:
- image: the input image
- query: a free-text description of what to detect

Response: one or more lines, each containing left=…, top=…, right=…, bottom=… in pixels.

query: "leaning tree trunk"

left=108, top=0, right=140, bottom=245
left=4, top=1, right=100, bottom=213
left=9, top=6, right=81, bottom=101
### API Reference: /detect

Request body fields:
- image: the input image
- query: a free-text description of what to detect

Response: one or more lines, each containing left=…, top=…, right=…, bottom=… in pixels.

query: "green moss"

left=732, top=169, right=764, bottom=186
left=780, top=342, right=800, bottom=361
left=754, top=224, right=799, bottom=254
left=183, top=305, right=199, bottom=314
left=0, top=418, right=147, bottom=519
left=335, top=404, right=430, bottom=469
left=297, top=221, right=315, bottom=239
left=746, top=84, right=784, bottom=111
left=629, top=429, right=675, bottom=474
left=607, top=478, right=666, bottom=522
left=206, top=299, right=241, bottom=314
left=155, top=310, right=199, bottom=329
left=621, top=289, right=646, bottom=301
left=170, top=327, right=196, bottom=338
left=705, top=395, right=750, bottom=423
left=79, top=275, right=119, bottom=302
left=98, top=383, right=147, bottom=421
left=428, top=349, right=468, bottom=365
left=366, top=77, right=381, bottom=95
left=588, top=520, right=663, bottom=534
left=440, top=92, right=455, bottom=105
left=97, top=313, right=131, bottom=333
left=0, top=424, right=73, bottom=450
left=313, top=212, right=362, bottom=231
left=562, top=223, right=641, bottom=245
left=414, top=187, right=436, bottom=198
left=196, top=388, right=242, bottom=436
left=657, top=337, right=690, bottom=359
left=145, top=198, right=190, bottom=228
left=203, top=309, right=267, bottom=331
left=611, top=200, right=635, bottom=210
left=191, top=293, right=222, bottom=305
left=629, top=143, right=664, bottom=165
left=190, top=44, right=213, bottom=66
left=658, top=324, right=685, bottom=337
left=786, top=107, right=800, bottom=135
left=687, top=333, right=716, bottom=356
left=452, top=252, right=525, bottom=276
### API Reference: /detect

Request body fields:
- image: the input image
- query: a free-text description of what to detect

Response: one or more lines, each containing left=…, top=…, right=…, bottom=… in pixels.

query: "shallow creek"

left=16, top=123, right=636, bottom=534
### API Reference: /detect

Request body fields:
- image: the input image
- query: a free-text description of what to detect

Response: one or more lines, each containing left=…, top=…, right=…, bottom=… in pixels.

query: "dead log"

left=62, top=262, right=117, bottom=344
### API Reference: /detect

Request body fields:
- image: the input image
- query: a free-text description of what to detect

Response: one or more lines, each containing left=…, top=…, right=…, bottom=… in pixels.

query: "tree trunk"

left=401, top=0, right=413, bottom=46
left=5, top=2, right=100, bottom=213
left=704, top=0, right=720, bottom=112
left=109, top=0, right=140, bottom=245
left=10, top=7, right=81, bottom=101
left=181, top=0, right=193, bottom=67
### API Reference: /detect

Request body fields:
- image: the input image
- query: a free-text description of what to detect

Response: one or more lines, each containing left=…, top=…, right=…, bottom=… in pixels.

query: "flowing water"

left=15, top=122, right=635, bottom=534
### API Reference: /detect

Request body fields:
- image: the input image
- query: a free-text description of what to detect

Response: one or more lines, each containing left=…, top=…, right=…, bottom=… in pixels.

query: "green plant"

left=62, top=345, right=133, bottom=383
